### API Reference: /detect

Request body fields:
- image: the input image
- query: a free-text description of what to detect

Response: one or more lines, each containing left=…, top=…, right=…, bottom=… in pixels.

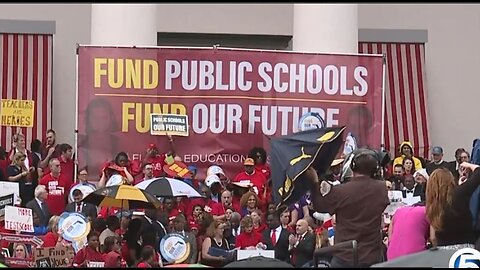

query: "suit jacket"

left=262, top=227, right=291, bottom=262
left=26, top=198, right=52, bottom=227
left=65, top=202, right=97, bottom=221
left=175, top=231, right=197, bottom=264
left=290, top=232, right=316, bottom=267
left=402, top=185, right=425, bottom=201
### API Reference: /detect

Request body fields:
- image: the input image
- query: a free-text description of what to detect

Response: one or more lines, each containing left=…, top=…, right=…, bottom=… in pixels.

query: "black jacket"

left=25, top=198, right=52, bottom=227
left=65, top=202, right=97, bottom=221
left=262, top=227, right=292, bottom=263
left=289, top=232, right=316, bottom=267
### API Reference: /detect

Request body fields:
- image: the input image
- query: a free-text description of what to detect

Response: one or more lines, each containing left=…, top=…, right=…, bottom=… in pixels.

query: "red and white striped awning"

left=359, top=42, right=430, bottom=159
left=0, top=33, right=53, bottom=149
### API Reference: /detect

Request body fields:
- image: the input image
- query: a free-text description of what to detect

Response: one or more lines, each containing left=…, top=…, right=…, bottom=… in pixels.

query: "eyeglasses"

left=79, top=173, right=88, bottom=176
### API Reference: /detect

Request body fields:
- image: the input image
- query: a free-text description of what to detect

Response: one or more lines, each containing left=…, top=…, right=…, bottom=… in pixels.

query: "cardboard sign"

left=163, top=161, right=192, bottom=179
left=0, top=99, right=35, bottom=127
left=34, top=246, right=74, bottom=267
left=0, top=182, right=20, bottom=206
left=0, top=194, right=14, bottom=217
left=5, top=206, right=33, bottom=232
left=150, top=114, right=189, bottom=137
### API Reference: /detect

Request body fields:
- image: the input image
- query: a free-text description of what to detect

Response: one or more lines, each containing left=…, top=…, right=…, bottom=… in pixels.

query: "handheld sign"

left=150, top=114, right=189, bottom=137
left=159, top=233, right=190, bottom=264
left=0, top=99, right=35, bottom=127
left=58, top=212, right=91, bottom=242
left=163, top=161, right=192, bottom=179
left=0, top=194, right=14, bottom=217
left=5, top=206, right=33, bottom=233
left=35, top=246, right=74, bottom=267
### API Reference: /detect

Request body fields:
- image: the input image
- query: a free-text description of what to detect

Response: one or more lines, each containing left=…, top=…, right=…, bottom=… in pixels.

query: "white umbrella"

left=135, top=177, right=204, bottom=198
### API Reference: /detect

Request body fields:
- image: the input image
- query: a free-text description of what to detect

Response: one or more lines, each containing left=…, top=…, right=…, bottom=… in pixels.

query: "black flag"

left=270, top=126, right=346, bottom=208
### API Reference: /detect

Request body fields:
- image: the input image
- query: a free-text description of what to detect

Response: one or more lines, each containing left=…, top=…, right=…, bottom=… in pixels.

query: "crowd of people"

left=0, top=130, right=478, bottom=268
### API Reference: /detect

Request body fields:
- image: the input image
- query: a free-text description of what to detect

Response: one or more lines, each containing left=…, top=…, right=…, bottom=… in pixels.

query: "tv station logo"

left=449, top=248, right=480, bottom=268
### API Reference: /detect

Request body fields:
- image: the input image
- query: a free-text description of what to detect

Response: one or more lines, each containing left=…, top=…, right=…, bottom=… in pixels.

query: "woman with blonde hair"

left=426, top=163, right=480, bottom=248
left=13, top=243, right=30, bottom=259
left=239, top=191, right=259, bottom=217
left=42, top=215, right=66, bottom=247
left=235, top=215, right=263, bottom=250
left=201, top=220, right=231, bottom=267
left=7, top=151, right=35, bottom=206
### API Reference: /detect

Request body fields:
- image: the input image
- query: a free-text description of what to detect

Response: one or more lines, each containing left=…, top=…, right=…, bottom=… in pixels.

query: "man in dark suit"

left=262, top=212, right=292, bottom=263
left=288, top=219, right=315, bottom=267
left=65, top=189, right=97, bottom=221
left=401, top=175, right=425, bottom=201
left=26, top=185, right=52, bottom=227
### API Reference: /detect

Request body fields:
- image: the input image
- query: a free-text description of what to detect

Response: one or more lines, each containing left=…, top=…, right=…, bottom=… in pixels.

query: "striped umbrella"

left=135, top=177, right=204, bottom=198
left=81, top=185, right=161, bottom=209
left=165, top=264, right=210, bottom=268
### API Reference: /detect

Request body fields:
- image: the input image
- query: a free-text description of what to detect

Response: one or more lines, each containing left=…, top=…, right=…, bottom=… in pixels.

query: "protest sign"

left=34, top=246, right=74, bottom=267
left=0, top=194, right=14, bottom=217
left=0, top=182, right=20, bottom=206
left=5, top=206, right=33, bottom=232
left=0, top=99, right=35, bottom=127
left=151, top=114, right=189, bottom=136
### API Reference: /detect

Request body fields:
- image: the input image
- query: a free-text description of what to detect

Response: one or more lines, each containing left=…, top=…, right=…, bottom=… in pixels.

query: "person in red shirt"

left=233, top=158, right=268, bottom=210
left=136, top=245, right=157, bottom=268
left=42, top=215, right=64, bottom=248
left=73, top=231, right=104, bottom=267
left=140, top=144, right=167, bottom=178
left=39, top=158, right=69, bottom=216
left=44, top=144, right=75, bottom=189
left=251, top=209, right=267, bottom=234
left=188, top=184, right=220, bottom=216
left=248, top=147, right=271, bottom=180
left=235, top=215, right=263, bottom=249
left=164, top=197, right=181, bottom=221
left=39, top=129, right=62, bottom=169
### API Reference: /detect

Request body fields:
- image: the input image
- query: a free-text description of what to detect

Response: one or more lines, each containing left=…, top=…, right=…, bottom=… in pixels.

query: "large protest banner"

left=77, top=46, right=384, bottom=178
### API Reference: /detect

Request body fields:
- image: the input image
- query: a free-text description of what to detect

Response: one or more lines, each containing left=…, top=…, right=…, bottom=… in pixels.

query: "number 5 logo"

left=449, top=248, right=480, bottom=268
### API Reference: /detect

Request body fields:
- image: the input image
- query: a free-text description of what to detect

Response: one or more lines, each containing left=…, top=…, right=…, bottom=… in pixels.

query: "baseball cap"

left=244, top=158, right=255, bottom=166
left=432, top=146, right=443, bottom=155
left=148, top=143, right=158, bottom=149
left=205, top=174, right=221, bottom=188
left=206, top=165, right=226, bottom=177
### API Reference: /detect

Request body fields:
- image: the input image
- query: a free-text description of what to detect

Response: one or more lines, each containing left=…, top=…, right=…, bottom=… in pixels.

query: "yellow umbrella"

left=82, top=184, right=161, bottom=209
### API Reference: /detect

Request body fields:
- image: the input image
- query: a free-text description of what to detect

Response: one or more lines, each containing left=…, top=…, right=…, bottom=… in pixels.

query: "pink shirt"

left=387, top=206, right=429, bottom=260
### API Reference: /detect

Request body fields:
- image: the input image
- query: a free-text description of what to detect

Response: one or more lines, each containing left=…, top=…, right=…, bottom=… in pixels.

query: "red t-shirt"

left=137, top=262, right=152, bottom=268
left=233, top=171, right=267, bottom=197
left=255, top=164, right=271, bottom=180
left=253, top=223, right=267, bottom=235
left=73, top=247, right=104, bottom=267
left=188, top=198, right=219, bottom=215
left=40, top=173, right=69, bottom=216
left=211, top=201, right=240, bottom=216
left=42, top=232, right=58, bottom=248
left=235, top=231, right=263, bottom=249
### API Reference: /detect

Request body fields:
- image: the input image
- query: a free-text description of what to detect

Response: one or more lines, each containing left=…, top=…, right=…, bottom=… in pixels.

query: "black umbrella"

left=81, top=184, right=161, bottom=209
left=270, top=126, right=346, bottom=207
left=224, top=256, right=293, bottom=268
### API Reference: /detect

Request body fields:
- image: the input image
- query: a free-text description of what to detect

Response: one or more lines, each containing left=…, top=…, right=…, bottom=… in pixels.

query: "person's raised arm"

left=304, top=167, right=336, bottom=214
left=457, top=163, right=480, bottom=196
left=123, top=167, right=134, bottom=184
left=98, top=171, right=107, bottom=188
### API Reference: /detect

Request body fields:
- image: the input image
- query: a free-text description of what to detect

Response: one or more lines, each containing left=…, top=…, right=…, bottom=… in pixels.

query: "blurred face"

left=393, top=166, right=404, bottom=176
left=267, top=215, right=280, bottom=230
left=143, top=165, right=154, bottom=178
left=50, top=160, right=61, bottom=174
left=14, top=245, right=26, bottom=259
left=116, top=156, right=128, bottom=167
left=295, top=220, right=308, bottom=235
left=244, top=165, right=255, bottom=174
left=201, top=187, right=211, bottom=198
left=40, top=190, right=48, bottom=201
left=88, top=235, right=100, bottom=250
left=251, top=212, right=261, bottom=224
left=164, top=199, right=174, bottom=211
left=404, top=176, right=415, bottom=190
left=403, top=160, right=413, bottom=172
left=225, top=209, right=233, bottom=221
left=401, top=145, right=412, bottom=156
left=73, top=193, right=83, bottom=203
left=244, top=224, right=253, bottom=233
left=459, top=152, right=470, bottom=163
left=90, top=107, right=111, bottom=132
left=230, top=217, right=240, bottom=229
left=268, top=204, right=276, bottom=214
left=415, top=174, right=427, bottom=184
left=46, top=132, right=55, bottom=146
left=78, top=169, right=88, bottom=183
left=215, top=224, right=225, bottom=237
left=254, top=152, right=264, bottom=165
left=432, top=153, right=443, bottom=163
left=63, top=149, right=73, bottom=160
left=193, top=206, right=203, bottom=217
left=247, top=195, right=256, bottom=209
left=280, top=211, right=290, bottom=226
left=16, top=157, right=26, bottom=167
left=173, top=219, right=184, bottom=232
left=17, top=137, right=26, bottom=149
left=112, top=239, right=121, bottom=252
left=221, top=191, right=232, bottom=206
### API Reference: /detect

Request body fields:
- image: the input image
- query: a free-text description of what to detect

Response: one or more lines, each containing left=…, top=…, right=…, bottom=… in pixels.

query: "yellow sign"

left=0, top=99, right=35, bottom=127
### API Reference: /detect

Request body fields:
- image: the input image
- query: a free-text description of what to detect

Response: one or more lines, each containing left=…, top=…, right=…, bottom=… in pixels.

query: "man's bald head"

left=295, top=219, right=309, bottom=235
left=221, top=190, right=232, bottom=205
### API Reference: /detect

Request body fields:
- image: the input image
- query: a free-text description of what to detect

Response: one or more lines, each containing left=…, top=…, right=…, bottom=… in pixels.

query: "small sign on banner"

left=58, top=212, right=91, bottom=242
left=5, top=206, right=33, bottom=232
left=0, top=99, right=35, bottom=127
left=34, top=246, right=74, bottom=267
left=150, top=114, right=189, bottom=137
left=0, top=194, right=14, bottom=217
